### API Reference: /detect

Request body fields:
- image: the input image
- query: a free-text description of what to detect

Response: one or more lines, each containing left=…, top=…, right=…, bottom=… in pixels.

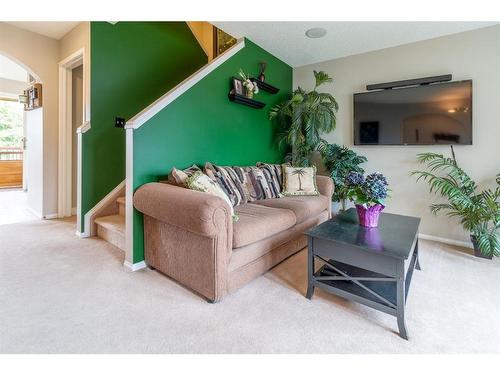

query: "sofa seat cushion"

left=232, top=204, right=296, bottom=248
left=252, top=195, right=330, bottom=224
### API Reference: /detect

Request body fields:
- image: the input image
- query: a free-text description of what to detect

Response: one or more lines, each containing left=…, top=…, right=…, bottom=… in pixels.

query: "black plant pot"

left=470, top=235, right=493, bottom=259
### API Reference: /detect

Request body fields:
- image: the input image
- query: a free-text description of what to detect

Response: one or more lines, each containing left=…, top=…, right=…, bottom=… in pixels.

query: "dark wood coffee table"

left=305, top=208, right=421, bottom=339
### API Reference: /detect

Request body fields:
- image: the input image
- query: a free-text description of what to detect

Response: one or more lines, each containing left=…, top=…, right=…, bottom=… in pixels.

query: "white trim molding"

left=125, top=128, right=134, bottom=265
left=76, top=121, right=90, bottom=234
left=76, top=121, right=91, bottom=133
left=83, top=180, right=125, bottom=237
left=58, top=48, right=85, bottom=220
left=418, top=233, right=473, bottom=249
left=125, top=39, right=245, bottom=130
left=124, top=260, right=147, bottom=271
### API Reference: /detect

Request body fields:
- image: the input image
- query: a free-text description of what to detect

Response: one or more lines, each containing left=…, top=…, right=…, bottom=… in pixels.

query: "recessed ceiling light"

left=305, top=28, right=327, bottom=39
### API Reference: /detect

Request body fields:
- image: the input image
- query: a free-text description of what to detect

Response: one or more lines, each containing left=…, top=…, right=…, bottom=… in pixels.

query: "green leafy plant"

left=412, top=147, right=500, bottom=257
left=268, top=71, right=338, bottom=166
left=322, top=144, right=367, bottom=210
left=345, top=171, right=389, bottom=207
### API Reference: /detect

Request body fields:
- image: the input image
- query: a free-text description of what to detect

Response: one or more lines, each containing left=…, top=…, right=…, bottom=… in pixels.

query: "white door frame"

left=58, top=49, right=84, bottom=219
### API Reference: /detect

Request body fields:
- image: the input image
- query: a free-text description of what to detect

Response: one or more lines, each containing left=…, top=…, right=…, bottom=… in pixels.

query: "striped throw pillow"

left=242, top=166, right=279, bottom=201
left=204, top=163, right=247, bottom=207
left=256, top=162, right=288, bottom=198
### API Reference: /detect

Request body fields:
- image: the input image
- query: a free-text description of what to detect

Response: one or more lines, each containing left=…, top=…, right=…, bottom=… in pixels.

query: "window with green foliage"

left=0, top=100, right=23, bottom=148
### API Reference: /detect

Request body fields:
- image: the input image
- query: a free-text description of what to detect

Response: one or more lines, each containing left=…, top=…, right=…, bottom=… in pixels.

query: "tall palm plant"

left=269, top=71, right=338, bottom=166
left=412, top=147, right=500, bottom=257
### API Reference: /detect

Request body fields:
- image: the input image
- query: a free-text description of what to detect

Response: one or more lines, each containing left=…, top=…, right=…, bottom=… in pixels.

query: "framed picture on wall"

left=213, top=27, right=237, bottom=58
left=231, top=77, right=244, bottom=96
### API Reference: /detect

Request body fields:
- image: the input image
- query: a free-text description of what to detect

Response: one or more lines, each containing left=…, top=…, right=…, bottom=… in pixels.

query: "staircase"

left=95, top=196, right=125, bottom=251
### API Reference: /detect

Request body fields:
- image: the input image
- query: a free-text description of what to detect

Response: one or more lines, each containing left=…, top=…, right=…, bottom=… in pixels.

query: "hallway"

left=0, top=188, right=38, bottom=225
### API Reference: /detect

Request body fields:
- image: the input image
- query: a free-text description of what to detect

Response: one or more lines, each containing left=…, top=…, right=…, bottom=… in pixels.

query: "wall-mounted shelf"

left=250, top=78, right=280, bottom=94
left=228, top=93, right=265, bottom=109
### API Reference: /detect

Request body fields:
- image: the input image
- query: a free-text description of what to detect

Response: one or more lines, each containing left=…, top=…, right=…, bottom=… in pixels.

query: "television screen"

left=353, top=80, right=472, bottom=145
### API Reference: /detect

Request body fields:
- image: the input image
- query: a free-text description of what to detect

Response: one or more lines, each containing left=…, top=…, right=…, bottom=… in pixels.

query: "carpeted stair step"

left=95, top=214, right=125, bottom=251
left=116, top=196, right=125, bottom=216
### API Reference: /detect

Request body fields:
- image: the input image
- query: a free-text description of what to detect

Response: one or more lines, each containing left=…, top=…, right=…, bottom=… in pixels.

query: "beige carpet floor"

left=1, top=218, right=499, bottom=353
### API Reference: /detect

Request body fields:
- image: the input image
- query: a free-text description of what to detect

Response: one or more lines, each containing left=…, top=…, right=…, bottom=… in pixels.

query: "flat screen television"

left=353, top=80, right=472, bottom=145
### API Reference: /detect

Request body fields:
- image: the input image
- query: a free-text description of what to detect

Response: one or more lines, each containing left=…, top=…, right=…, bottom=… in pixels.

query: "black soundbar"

left=366, top=74, right=452, bottom=91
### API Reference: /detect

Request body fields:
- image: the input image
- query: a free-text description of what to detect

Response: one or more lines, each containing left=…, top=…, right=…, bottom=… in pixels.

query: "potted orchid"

left=345, top=171, right=389, bottom=227
left=239, top=69, right=259, bottom=99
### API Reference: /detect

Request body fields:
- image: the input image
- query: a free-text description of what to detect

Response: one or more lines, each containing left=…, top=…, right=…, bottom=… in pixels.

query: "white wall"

left=24, top=108, right=43, bottom=216
left=0, top=22, right=59, bottom=217
left=294, top=25, right=500, bottom=244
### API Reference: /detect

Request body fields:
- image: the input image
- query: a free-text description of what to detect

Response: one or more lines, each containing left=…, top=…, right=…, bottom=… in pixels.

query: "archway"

left=0, top=51, right=42, bottom=224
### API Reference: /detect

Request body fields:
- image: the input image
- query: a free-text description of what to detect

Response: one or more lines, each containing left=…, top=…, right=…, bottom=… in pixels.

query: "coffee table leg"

left=306, top=237, right=315, bottom=299
left=415, top=239, right=422, bottom=271
left=396, top=264, right=408, bottom=340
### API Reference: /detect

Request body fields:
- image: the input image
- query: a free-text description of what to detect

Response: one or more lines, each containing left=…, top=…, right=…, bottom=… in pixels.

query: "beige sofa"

left=133, top=175, right=334, bottom=302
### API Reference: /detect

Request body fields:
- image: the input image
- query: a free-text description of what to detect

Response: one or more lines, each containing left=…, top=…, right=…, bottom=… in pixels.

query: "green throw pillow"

left=185, top=171, right=238, bottom=221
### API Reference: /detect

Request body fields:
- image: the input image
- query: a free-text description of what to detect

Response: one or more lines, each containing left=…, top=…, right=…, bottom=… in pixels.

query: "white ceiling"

left=0, top=54, right=28, bottom=82
left=6, top=22, right=80, bottom=40
left=213, top=22, right=499, bottom=67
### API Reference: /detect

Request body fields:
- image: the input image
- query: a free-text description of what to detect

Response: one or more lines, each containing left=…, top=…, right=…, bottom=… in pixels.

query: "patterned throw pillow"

left=167, top=164, right=201, bottom=186
left=185, top=171, right=237, bottom=221
left=242, top=166, right=279, bottom=201
left=204, top=162, right=247, bottom=207
left=282, top=165, right=319, bottom=196
left=256, top=162, right=288, bottom=198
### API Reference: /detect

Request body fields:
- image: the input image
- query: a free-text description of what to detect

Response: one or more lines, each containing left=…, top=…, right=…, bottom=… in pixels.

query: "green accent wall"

left=82, top=22, right=207, bottom=231
left=132, top=38, right=293, bottom=262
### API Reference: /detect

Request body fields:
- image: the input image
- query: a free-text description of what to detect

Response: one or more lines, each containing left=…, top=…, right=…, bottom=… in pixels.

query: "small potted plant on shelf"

left=345, top=171, right=389, bottom=227
left=239, top=69, right=259, bottom=99
left=412, top=146, right=499, bottom=259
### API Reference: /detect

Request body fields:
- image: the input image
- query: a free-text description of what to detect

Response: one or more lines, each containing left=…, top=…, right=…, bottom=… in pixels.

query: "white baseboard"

left=75, top=230, right=90, bottom=238
left=123, top=260, right=147, bottom=271
left=43, top=213, right=58, bottom=220
left=418, top=233, right=473, bottom=249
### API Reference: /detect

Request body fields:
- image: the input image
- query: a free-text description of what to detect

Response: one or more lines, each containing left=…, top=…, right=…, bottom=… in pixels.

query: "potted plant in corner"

left=345, top=171, right=389, bottom=227
left=322, top=144, right=367, bottom=211
left=412, top=146, right=500, bottom=259
left=268, top=70, right=338, bottom=166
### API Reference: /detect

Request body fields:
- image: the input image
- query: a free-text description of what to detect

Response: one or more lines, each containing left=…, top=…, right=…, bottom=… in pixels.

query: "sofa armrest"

left=133, top=182, right=233, bottom=238
left=316, top=175, right=334, bottom=198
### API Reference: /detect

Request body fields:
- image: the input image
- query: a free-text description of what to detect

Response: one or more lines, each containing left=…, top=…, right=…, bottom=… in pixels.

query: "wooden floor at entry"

left=0, top=147, right=23, bottom=188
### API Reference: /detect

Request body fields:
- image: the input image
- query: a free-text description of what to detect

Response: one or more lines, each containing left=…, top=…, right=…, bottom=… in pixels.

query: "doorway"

left=58, top=49, right=84, bottom=225
left=0, top=54, right=38, bottom=225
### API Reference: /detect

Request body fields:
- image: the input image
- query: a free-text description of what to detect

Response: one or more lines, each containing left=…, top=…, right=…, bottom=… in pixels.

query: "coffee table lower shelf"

left=314, top=254, right=416, bottom=317
left=307, top=246, right=420, bottom=339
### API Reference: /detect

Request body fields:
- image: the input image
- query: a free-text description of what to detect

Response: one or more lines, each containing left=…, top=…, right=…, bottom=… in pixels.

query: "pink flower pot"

left=355, top=204, right=385, bottom=228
